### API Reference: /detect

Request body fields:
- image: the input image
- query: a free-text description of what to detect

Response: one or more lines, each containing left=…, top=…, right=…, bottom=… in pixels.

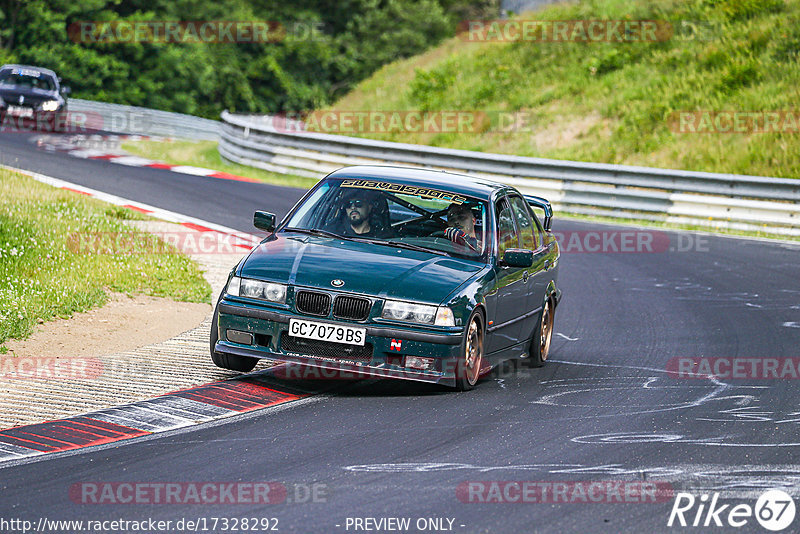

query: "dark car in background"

left=0, top=64, right=70, bottom=132
left=211, top=165, right=562, bottom=390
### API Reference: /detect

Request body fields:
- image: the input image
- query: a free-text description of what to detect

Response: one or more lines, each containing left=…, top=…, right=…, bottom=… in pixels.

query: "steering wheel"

left=461, top=238, right=480, bottom=253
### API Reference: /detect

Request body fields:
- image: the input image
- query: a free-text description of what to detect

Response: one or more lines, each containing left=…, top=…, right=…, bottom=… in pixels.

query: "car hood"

left=239, top=233, right=484, bottom=304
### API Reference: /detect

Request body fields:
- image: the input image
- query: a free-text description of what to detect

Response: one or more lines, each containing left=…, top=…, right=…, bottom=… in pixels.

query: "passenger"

left=443, top=203, right=480, bottom=251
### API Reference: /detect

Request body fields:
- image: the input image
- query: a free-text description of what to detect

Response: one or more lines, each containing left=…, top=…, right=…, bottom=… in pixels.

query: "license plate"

left=7, top=106, right=33, bottom=117
left=289, top=318, right=366, bottom=346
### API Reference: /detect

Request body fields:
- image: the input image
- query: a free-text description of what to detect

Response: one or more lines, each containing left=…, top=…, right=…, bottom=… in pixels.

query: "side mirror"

left=60, top=86, right=71, bottom=95
left=253, top=211, right=276, bottom=233
left=502, top=248, right=534, bottom=268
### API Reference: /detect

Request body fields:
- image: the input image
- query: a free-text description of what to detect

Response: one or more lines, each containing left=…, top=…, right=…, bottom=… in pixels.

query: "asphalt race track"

left=2, top=130, right=800, bottom=533
left=0, top=131, right=303, bottom=229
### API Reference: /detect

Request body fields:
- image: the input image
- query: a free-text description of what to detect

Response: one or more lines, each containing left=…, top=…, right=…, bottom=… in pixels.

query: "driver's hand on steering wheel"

left=444, top=227, right=479, bottom=251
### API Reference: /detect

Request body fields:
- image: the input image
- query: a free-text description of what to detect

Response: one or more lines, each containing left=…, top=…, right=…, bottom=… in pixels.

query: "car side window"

left=531, top=211, right=544, bottom=247
left=496, top=198, right=518, bottom=259
left=508, top=196, right=537, bottom=250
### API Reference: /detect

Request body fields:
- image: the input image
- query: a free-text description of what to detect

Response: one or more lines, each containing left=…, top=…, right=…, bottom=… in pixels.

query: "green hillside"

left=325, top=0, right=800, bottom=178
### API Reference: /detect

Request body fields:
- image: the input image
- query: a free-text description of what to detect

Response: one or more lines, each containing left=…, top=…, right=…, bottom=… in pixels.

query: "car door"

left=507, top=195, right=548, bottom=339
left=485, top=196, right=528, bottom=354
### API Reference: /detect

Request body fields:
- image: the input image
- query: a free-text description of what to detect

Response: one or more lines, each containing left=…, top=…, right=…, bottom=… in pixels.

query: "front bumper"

left=215, top=300, right=465, bottom=386
left=0, top=108, right=66, bottom=131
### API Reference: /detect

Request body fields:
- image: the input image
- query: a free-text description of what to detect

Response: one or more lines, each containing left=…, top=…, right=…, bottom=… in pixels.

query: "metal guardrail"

left=219, top=111, right=800, bottom=236
left=69, top=99, right=220, bottom=140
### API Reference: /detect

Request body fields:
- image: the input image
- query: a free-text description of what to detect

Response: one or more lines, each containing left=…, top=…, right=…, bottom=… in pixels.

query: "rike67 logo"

left=668, top=490, right=796, bottom=531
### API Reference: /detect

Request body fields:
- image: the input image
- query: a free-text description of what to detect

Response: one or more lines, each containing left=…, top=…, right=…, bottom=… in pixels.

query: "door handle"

left=523, top=271, right=529, bottom=282
left=543, top=260, right=550, bottom=271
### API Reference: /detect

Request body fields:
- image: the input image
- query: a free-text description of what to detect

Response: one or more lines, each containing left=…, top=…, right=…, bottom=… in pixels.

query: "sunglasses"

left=347, top=200, right=366, bottom=208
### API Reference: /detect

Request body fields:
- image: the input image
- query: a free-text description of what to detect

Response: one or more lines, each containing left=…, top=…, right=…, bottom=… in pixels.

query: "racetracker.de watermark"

left=68, top=21, right=325, bottom=43
left=671, top=111, right=800, bottom=134
left=273, top=109, right=615, bottom=134
left=457, top=20, right=717, bottom=42
left=275, top=109, right=620, bottom=134
left=1, top=110, right=147, bottom=134
left=275, top=111, right=487, bottom=134
left=0, top=357, right=103, bottom=380
left=666, top=357, right=800, bottom=380
left=69, top=482, right=328, bottom=505
left=66, top=231, right=256, bottom=255
left=456, top=481, right=674, bottom=503
left=553, top=231, right=708, bottom=254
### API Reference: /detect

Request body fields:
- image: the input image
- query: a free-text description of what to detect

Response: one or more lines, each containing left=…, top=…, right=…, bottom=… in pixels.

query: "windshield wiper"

left=381, top=240, right=448, bottom=256
left=283, top=227, right=343, bottom=239
left=284, top=228, right=449, bottom=256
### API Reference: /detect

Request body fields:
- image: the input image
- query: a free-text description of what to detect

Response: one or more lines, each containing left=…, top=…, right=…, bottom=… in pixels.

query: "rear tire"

left=454, top=311, right=485, bottom=391
left=210, top=303, right=258, bottom=373
left=524, top=298, right=554, bottom=368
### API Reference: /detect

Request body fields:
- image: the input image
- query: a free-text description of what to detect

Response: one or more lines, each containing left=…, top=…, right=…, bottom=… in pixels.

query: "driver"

left=443, top=203, right=480, bottom=251
left=339, top=189, right=385, bottom=237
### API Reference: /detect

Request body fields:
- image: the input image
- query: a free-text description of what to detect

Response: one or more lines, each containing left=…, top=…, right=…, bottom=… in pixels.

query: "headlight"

left=40, top=100, right=60, bottom=112
left=382, top=300, right=455, bottom=326
left=226, top=276, right=286, bottom=303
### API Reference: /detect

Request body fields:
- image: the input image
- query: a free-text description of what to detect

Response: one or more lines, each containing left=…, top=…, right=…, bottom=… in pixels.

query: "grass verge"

left=122, top=139, right=319, bottom=190
left=0, top=168, right=211, bottom=349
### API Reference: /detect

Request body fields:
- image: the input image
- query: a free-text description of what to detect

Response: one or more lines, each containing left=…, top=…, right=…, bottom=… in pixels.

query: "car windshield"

left=284, top=178, right=488, bottom=259
left=0, top=69, right=56, bottom=91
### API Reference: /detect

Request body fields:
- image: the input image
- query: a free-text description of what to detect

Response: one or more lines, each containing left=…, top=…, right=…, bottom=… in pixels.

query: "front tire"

left=455, top=311, right=485, bottom=391
left=210, top=303, right=258, bottom=372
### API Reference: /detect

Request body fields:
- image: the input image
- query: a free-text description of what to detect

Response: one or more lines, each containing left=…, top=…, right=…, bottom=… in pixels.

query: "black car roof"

left=326, top=165, right=513, bottom=200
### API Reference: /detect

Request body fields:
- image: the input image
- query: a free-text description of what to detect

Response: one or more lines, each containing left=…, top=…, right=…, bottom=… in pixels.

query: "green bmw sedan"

left=211, top=165, right=561, bottom=390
